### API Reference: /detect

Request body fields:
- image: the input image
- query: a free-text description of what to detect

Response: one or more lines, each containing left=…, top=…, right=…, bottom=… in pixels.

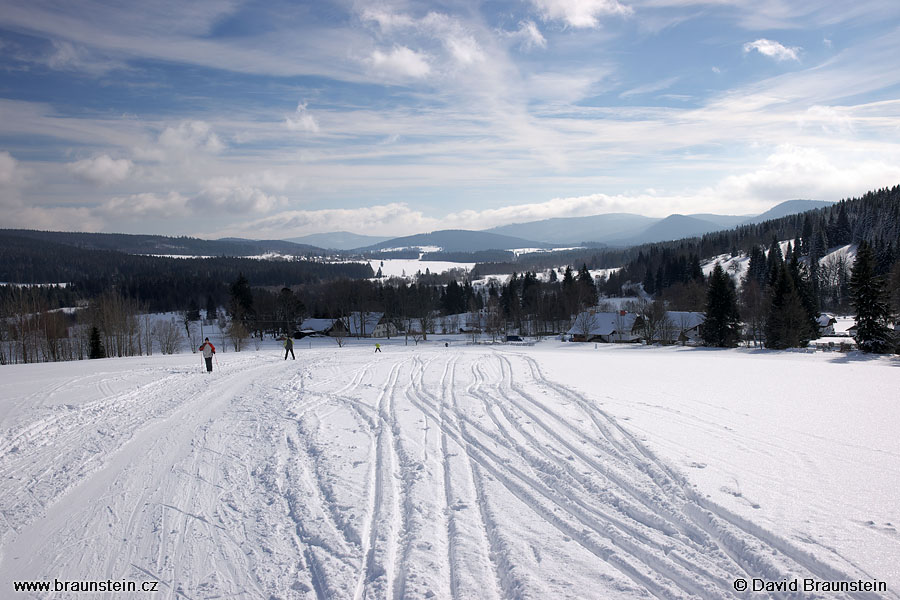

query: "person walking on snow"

left=374, top=343, right=381, bottom=353
left=284, top=336, right=295, bottom=360
left=199, top=338, right=215, bottom=372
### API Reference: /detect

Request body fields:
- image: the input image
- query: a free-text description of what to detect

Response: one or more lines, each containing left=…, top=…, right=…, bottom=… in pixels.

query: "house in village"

left=567, top=311, right=639, bottom=343
left=661, top=311, right=706, bottom=345
left=297, top=318, right=335, bottom=337
left=339, top=312, right=399, bottom=338
left=567, top=309, right=705, bottom=344
left=298, top=313, right=396, bottom=338
left=436, top=312, right=484, bottom=334
left=816, top=314, right=837, bottom=337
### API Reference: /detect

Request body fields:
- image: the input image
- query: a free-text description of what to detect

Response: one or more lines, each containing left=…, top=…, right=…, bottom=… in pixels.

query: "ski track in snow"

left=0, top=347, right=892, bottom=600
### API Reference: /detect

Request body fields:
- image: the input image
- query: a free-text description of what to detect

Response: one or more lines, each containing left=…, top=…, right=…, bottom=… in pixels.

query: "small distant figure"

left=284, top=336, right=295, bottom=360
left=375, top=343, right=381, bottom=353
left=444, top=342, right=449, bottom=347
left=199, top=338, right=216, bottom=372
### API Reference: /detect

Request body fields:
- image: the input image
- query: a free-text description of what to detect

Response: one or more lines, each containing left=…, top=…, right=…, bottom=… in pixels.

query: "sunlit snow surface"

left=0, top=340, right=897, bottom=599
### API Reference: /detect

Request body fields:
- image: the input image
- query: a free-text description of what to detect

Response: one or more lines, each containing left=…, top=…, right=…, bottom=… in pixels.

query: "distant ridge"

left=357, top=229, right=550, bottom=253
left=486, top=213, right=656, bottom=245
left=0, top=230, right=326, bottom=256
left=744, top=200, right=834, bottom=224
left=611, top=214, right=728, bottom=245
left=286, top=231, right=391, bottom=250
left=481, top=200, right=831, bottom=247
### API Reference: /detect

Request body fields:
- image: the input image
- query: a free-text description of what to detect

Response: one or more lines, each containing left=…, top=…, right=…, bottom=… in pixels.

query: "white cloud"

left=285, top=102, right=320, bottom=133
left=620, top=76, right=679, bottom=98
left=368, top=45, right=431, bottom=79
left=213, top=202, right=433, bottom=238
left=504, top=20, right=547, bottom=51
left=531, top=0, right=633, bottom=28
left=68, top=154, right=134, bottom=185
left=134, top=121, right=224, bottom=163
left=0, top=151, right=21, bottom=186
left=743, top=39, right=801, bottom=62
left=158, top=121, right=224, bottom=154
left=6, top=205, right=104, bottom=232
left=45, top=40, right=125, bottom=76
left=713, top=144, right=900, bottom=204
left=99, top=191, right=190, bottom=220
left=360, top=7, right=416, bottom=32
left=192, top=180, right=287, bottom=214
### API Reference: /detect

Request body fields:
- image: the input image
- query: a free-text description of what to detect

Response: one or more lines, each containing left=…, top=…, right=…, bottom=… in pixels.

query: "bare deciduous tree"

left=152, top=318, right=183, bottom=355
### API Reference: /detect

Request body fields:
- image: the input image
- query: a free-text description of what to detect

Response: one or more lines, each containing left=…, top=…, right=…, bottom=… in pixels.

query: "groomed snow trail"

left=0, top=346, right=885, bottom=599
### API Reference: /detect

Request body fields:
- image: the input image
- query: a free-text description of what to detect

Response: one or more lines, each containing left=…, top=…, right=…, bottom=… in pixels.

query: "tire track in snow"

left=0, top=357, right=288, bottom=597
left=357, top=359, right=406, bottom=600
left=509, top=351, right=889, bottom=600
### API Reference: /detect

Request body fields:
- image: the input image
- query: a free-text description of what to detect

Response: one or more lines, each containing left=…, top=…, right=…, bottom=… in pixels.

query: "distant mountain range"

left=355, top=229, right=552, bottom=253
left=302, top=199, right=833, bottom=252
left=285, top=231, right=391, bottom=250
left=483, top=200, right=832, bottom=246
left=1, top=200, right=834, bottom=264
left=1, top=230, right=326, bottom=257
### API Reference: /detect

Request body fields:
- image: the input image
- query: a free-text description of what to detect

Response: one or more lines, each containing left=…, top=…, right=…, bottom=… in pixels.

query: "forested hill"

left=0, top=231, right=373, bottom=312
left=0, top=229, right=326, bottom=257
left=474, top=184, right=900, bottom=283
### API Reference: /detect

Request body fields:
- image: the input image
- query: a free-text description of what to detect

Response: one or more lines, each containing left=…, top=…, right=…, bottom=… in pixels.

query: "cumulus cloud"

left=285, top=102, right=320, bottom=133
left=158, top=121, right=224, bottom=153
left=368, top=45, right=431, bottom=79
left=743, top=39, right=801, bottom=62
left=68, top=154, right=134, bottom=185
left=133, top=120, right=224, bottom=163
left=99, top=191, right=190, bottom=220
left=713, top=144, right=900, bottom=205
left=0, top=151, right=21, bottom=186
left=531, top=0, right=633, bottom=28
left=192, top=180, right=287, bottom=214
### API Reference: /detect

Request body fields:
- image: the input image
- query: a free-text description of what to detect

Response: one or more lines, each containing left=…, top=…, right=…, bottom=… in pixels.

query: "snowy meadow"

left=0, top=340, right=898, bottom=599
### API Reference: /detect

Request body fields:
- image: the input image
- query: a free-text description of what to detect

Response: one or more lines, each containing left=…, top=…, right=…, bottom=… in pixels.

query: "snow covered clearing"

left=1, top=342, right=897, bottom=599
left=369, top=259, right=475, bottom=279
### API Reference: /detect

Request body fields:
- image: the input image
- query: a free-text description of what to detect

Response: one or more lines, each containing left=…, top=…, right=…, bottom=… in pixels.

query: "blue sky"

left=1, top=0, right=899, bottom=239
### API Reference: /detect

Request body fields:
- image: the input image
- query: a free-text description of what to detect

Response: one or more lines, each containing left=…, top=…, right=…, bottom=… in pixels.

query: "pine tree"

left=702, top=264, right=741, bottom=347
left=229, top=273, right=255, bottom=325
left=849, top=242, right=893, bottom=353
left=765, top=266, right=814, bottom=348
left=578, top=264, right=598, bottom=308
left=205, top=295, right=217, bottom=321
left=89, top=326, right=106, bottom=359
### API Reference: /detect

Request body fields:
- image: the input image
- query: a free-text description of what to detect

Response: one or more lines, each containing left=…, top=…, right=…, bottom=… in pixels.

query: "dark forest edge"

left=2, top=184, right=899, bottom=363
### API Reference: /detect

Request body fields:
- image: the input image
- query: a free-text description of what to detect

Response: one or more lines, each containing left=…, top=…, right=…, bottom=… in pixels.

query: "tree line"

left=2, top=185, right=899, bottom=363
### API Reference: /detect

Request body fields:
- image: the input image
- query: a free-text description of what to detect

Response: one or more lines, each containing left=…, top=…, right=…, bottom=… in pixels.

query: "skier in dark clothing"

left=199, top=338, right=215, bottom=372
left=284, top=336, right=295, bottom=360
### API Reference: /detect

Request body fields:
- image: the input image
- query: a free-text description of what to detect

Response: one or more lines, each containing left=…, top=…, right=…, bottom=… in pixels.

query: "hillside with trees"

left=2, top=185, right=898, bottom=363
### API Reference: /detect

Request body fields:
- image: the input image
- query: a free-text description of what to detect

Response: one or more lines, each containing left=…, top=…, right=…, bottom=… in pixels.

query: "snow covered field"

left=1, top=341, right=897, bottom=599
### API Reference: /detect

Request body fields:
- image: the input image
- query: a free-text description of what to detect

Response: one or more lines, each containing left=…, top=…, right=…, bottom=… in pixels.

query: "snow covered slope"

left=1, top=343, right=896, bottom=598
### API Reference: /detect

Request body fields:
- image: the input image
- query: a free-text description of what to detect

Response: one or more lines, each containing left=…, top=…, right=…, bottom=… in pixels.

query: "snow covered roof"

left=348, top=312, right=384, bottom=336
left=299, top=318, right=334, bottom=332
left=567, top=312, right=637, bottom=337
left=817, top=314, right=837, bottom=327
left=666, top=311, right=705, bottom=330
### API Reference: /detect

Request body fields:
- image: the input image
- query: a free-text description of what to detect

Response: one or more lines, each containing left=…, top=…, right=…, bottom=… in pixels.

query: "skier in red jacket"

left=199, top=338, right=216, bottom=372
